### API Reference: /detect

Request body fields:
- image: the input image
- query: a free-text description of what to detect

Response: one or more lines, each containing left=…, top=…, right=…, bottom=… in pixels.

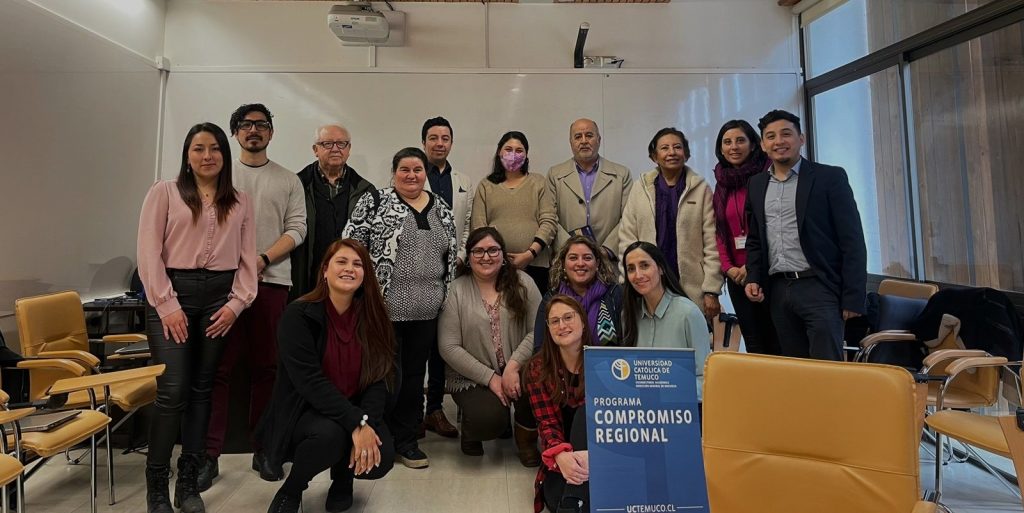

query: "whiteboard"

left=161, top=72, right=801, bottom=186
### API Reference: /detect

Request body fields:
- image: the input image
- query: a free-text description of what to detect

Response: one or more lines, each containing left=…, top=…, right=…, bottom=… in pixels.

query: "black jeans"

left=425, top=337, right=445, bottom=415
left=145, top=269, right=234, bottom=465
left=387, top=318, right=437, bottom=453
left=543, top=407, right=589, bottom=513
left=281, top=409, right=394, bottom=496
left=726, top=280, right=780, bottom=355
left=768, top=275, right=845, bottom=361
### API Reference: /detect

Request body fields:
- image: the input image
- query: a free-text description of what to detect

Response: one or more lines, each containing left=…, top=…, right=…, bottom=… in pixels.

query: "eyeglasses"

left=238, top=120, right=272, bottom=132
left=470, top=247, right=502, bottom=259
left=547, top=311, right=577, bottom=327
left=317, top=141, right=350, bottom=150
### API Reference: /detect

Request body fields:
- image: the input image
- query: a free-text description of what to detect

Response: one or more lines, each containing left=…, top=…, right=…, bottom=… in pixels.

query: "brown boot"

left=514, top=423, right=541, bottom=467
left=423, top=410, right=459, bottom=438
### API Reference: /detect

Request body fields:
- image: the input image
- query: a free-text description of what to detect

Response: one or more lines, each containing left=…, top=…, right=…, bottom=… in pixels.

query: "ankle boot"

left=325, top=469, right=355, bottom=513
left=514, top=423, right=541, bottom=467
left=145, top=464, right=174, bottom=513
left=174, top=453, right=207, bottom=513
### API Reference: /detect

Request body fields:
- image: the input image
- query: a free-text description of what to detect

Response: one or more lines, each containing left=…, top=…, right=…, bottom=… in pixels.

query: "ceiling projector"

left=329, top=3, right=390, bottom=45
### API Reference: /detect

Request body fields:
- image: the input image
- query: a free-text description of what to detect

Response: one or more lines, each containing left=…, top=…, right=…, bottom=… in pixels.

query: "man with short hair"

left=419, top=116, right=472, bottom=440
left=547, top=118, right=633, bottom=260
left=203, top=104, right=307, bottom=488
left=744, top=109, right=867, bottom=361
left=290, top=124, right=378, bottom=299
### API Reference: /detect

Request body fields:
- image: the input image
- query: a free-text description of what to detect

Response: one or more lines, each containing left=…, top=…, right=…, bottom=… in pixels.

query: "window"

left=812, top=68, right=914, bottom=277
left=909, top=21, right=1024, bottom=291
left=804, top=1, right=1023, bottom=292
left=805, top=0, right=996, bottom=78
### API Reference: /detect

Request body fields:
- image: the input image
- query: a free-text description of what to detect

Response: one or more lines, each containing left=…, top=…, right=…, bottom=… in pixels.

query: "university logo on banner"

left=584, top=346, right=708, bottom=512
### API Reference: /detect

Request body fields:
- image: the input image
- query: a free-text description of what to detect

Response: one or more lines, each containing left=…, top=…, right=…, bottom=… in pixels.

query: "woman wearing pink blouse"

left=137, top=122, right=257, bottom=513
left=712, top=119, right=778, bottom=355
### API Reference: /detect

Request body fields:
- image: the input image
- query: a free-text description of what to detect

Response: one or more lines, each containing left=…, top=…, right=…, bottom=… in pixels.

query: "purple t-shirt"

left=654, top=173, right=685, bottom=279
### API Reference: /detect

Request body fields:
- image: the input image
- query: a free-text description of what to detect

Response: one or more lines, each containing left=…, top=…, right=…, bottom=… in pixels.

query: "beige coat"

left=437, top=270, right=542, bottom=392
left=547, top=157, right=633, bottom=259
left=618, top=167, right=724, bottom=311
left=423, top=170, right=474, bottom=262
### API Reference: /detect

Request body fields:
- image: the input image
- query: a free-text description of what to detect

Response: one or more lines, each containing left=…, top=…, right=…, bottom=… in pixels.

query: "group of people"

left=136, top=104, right=867, bottom=513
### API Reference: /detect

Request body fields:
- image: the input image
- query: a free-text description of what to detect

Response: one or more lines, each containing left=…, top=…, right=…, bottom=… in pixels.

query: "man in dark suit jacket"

left=744, top=110, right=867, bottom=360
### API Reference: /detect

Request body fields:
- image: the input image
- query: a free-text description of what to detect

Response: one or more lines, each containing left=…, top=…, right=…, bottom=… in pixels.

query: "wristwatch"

left=260, top=253, right=270, bottom=266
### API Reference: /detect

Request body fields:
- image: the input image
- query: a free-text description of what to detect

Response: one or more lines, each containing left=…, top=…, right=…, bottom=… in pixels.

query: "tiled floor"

left=15, top=400, right=1024, bottom=512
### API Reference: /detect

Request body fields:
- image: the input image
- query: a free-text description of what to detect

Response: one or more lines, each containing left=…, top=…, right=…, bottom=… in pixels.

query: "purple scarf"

left=559, top=280, right=608, bottom=346
left=712, top=154, right=769, bottom=241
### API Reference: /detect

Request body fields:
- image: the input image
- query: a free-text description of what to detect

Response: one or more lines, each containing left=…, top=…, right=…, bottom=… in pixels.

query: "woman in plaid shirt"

left=526, top=295, right=590, bottom=513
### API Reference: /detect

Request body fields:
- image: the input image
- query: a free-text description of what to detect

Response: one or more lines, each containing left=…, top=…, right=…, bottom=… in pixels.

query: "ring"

left=361, top=450, right=368, bottom=457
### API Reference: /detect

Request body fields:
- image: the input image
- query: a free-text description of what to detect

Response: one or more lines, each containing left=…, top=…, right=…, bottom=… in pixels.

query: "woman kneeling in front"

left=527, top=295, right=590, bottom=513
left=259, top=239, right=396, bottom=513
left=439, top=227, right=542, bottom=464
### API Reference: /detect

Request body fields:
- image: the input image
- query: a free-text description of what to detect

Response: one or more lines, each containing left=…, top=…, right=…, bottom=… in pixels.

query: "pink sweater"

left=715, top=187, right=749, bottom=273
left=137, top=180, right=257, bottom=318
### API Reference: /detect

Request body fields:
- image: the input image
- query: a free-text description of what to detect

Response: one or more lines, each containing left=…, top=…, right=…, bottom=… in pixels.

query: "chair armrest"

left=0, top=407, right=37, bottom=425
left=922, top=349, right=989, bottom=371
left=15, top=358, right=88, bottom=376
left=47, top=364, right=166, bottom=396
left=859, top=330, right=917, bottom=349
left=945, top=356, right=1009, bottom=377
left=935, top=356, right=1013, bottom=409
left=37, top=350, right=101, bottom=369
left=911, top=500, right=937, bottom=513
left=106, top=353, right=151, bottom=361
left=101, top=334, right=146, bottom=344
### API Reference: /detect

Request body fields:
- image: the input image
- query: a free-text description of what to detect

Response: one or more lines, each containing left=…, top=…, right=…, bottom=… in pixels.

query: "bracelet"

left=260, top=253, right=270, bottom=266
left=528, top=248, right=538, bottom=258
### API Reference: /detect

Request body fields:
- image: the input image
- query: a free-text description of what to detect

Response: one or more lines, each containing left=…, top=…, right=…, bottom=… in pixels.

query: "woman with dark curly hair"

left=533, top=235, right=623, bottom=350
left=438, top=227, right=542, bottom=464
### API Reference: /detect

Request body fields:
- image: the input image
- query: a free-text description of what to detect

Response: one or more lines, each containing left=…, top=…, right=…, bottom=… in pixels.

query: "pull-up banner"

left=584, top=346, right=708, bottom=512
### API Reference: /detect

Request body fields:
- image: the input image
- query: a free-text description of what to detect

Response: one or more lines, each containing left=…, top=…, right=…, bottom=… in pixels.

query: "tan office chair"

left=702, top=352, right=941, bottom=513
left=0, top=453, right=24, bottom=513
left=878, top=278, right=940, bottom=300
left=926, top=356, right=1023, bottom=505
left=0, top=365, right=165, bottom=513
left=14, top=292, right=156, bottom=445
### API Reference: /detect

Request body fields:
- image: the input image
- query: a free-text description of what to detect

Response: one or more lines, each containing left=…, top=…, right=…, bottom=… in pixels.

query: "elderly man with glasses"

left=290, top=124, right=379, bottom=299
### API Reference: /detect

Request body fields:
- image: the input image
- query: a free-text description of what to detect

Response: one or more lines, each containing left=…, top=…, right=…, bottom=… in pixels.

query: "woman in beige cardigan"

left=438, top=227, right=543, bottom=465
left=618, top=127, right=723, bottom=319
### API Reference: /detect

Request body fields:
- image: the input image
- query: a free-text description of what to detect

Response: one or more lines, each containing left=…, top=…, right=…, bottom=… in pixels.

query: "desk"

left=83, top=300, right=147, bottom=335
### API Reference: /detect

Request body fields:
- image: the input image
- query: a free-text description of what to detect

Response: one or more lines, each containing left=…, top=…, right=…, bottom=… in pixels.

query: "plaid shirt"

left=526, top=358, right=585, bottom=513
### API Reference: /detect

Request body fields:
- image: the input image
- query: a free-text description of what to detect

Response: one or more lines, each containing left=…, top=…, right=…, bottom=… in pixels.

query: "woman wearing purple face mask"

left=471, top=131, right=558, bottom=293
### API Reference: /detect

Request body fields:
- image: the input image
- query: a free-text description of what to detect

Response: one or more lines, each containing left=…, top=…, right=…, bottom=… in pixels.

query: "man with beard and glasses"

left=201, top=104, right=307, bottom=489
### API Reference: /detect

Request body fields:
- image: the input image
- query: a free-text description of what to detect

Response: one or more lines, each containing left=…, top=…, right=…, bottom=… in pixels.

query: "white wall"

left=164, top=1, right=797, bottom=71
left=0, top=0, right=163, bottom=344
left=23, top=0, right=166, bottom=62
left=160, top=0, right=801, bottom=185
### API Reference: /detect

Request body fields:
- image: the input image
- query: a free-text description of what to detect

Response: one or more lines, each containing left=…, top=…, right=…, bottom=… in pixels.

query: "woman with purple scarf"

left=712, top=119, right=780, bottom=355
left=533, top=235, right=624, bottom=350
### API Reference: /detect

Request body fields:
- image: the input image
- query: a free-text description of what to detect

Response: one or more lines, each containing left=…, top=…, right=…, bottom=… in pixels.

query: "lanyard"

left=730, top=191, right=747, bottom=235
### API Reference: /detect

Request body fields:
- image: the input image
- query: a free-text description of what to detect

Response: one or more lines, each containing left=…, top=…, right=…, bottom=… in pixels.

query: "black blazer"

left=744, top=158, right=868, bottom=313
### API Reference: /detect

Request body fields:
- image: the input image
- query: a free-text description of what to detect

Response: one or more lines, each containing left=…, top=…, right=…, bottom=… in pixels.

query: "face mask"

left=501, top=151, right=527, bottom=173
